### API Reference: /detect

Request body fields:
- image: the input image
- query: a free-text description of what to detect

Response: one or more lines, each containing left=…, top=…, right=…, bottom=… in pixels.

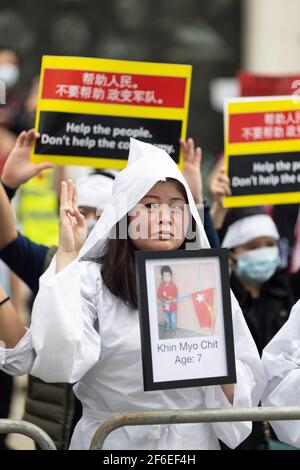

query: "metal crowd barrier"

left=0, top=419, right=57, bottom=450
left=90, top=406, right=300, bottom=450
left=1, top=407, right=300, bottom=450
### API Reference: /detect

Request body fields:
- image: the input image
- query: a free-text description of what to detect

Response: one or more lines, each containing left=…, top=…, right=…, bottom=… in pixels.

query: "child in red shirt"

left=157, top=265, right=178, bottom=337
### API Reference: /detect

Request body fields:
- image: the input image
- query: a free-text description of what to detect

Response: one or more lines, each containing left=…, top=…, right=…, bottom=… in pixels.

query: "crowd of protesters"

left=0, top=46, right=300, bottom=451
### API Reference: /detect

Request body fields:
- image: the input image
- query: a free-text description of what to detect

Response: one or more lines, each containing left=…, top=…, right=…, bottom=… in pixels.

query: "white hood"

left=79, top=138, right=210, bottom=260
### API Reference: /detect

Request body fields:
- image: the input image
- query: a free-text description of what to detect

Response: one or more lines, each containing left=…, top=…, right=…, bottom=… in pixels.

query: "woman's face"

left=128, top=180, right=189, bottom=251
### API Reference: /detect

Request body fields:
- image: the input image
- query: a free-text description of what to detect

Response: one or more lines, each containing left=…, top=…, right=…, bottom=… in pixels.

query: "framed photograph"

left=135, top=248, right=236, bottom=391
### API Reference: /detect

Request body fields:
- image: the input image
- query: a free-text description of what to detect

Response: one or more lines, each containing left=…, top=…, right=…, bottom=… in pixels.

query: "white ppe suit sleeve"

left=204, top=292, right=266, bottom=449
left=29, top=257, right=101, bottom=383
left=262, top=299, right=300, bottom=448
left=0, top=329, right=35, bottom=376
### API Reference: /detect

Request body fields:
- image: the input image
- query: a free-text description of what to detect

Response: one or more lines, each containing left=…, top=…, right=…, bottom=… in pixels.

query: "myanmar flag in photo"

left=191, top=288, right=214, bottom=328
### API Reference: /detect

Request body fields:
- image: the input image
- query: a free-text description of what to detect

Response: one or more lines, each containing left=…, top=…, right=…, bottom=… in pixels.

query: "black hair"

left=161, top=265, right=172, bottom=276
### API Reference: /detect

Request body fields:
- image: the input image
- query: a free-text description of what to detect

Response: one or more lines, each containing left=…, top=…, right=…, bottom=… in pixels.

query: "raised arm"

left=208, top=165, right=231, bottom=230
left=180, top=137, right=203, bottom=205
left=0, top=181, right=17, bottom=249
left=0, top=284, right=25, bottom=348
left=180, top=137, right=220, bottom=247
left=0, top=130, right=54, bottom=291
left=0, top=128, right=53, bottom=248
left=1, top=129, right=53, bottom=190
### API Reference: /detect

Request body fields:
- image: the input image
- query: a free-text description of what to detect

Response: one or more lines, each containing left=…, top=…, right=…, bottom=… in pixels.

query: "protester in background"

left=0, top=128, right=15, bottom=175
left=76, top=173, right=114, bottom=234
left=0, top=48, right=23, bottom=133
left=222, top=208, right=293, bottom=357
left=18, top=76, right=39, bottom=130
left=181, top=138, right=220, bottom=248
left=209, top=166, right=300, bottom=449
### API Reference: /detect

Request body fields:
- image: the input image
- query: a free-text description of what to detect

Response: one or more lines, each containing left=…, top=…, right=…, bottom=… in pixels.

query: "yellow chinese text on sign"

left=224, top=96, right=300, bottom=207
left=31, top=55, right=192, bottom=170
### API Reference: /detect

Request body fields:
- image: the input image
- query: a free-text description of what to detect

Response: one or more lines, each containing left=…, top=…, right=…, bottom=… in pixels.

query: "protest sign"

left=31, top=55, right=192, bottom=169
left=224, top=96, right=300, bottom=207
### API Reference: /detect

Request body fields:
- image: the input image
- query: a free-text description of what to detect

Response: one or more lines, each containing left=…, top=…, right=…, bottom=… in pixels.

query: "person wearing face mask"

left=222, top=207, right=294, bottom=356
left=0, top=49, right=20, bottom=90
left=0, top=48, right=24, bottom=179
left=0, top=48, right=23, bottom=132
left=220, top=207, right=300, bottom=450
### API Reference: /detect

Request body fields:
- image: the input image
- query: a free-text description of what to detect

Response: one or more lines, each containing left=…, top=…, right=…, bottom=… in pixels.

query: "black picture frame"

left=135, top=248, right=236, bottom=391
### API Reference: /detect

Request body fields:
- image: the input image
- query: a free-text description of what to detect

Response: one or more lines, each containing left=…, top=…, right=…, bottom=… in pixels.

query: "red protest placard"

left=229, top=110, right=300, bottom=143
left=238, top=71, right=300, bottom=97
left=41, top=69, right=187, bottom=108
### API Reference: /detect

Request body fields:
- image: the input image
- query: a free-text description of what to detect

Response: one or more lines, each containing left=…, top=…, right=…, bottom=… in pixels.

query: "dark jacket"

left=231, top=269, right=296, bottom=356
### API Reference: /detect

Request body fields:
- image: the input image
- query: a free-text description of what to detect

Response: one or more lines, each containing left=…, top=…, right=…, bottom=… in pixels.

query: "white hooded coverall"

left=1, top=139, right=265, bottom=450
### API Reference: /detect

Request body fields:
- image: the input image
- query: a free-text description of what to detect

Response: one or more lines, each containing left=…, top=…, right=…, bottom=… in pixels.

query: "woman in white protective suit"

left=262, top=303, right=300, bottom=449
left=0, top=138, right=265, bottom=450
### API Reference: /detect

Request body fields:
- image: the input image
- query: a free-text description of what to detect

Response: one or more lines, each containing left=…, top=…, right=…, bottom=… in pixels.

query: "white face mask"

left=234, top=246, right=280, bottom=283
left=0, top=64, right=20, bottom=88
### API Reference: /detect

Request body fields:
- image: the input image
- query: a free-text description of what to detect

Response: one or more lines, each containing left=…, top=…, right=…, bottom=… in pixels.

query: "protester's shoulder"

left=1, top=231, right=47, bottom=256
left=79, top=258, right=102, bottom=277
left=79, top=259, right=103, bottom=297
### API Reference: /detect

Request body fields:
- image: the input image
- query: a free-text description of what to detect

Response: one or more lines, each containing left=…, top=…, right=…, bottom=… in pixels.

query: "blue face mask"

left=234, top=246, right=280, bottom=283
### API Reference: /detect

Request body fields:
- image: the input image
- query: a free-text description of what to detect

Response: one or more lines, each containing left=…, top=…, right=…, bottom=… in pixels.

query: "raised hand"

left=208, top=165, right=231, bottom=229
left=208, top=166, right=231, bottom=205
left=56, top=180, right=87, bottom=272
left=1, top=129, right=54, bottom=189
left=180, top=137, right=202, bottom=204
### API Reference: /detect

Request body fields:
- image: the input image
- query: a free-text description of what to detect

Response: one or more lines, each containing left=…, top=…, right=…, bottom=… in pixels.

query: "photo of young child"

left=157, top=265, right=178, bottom=337
left=155, top=260, right=218, bottom=340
